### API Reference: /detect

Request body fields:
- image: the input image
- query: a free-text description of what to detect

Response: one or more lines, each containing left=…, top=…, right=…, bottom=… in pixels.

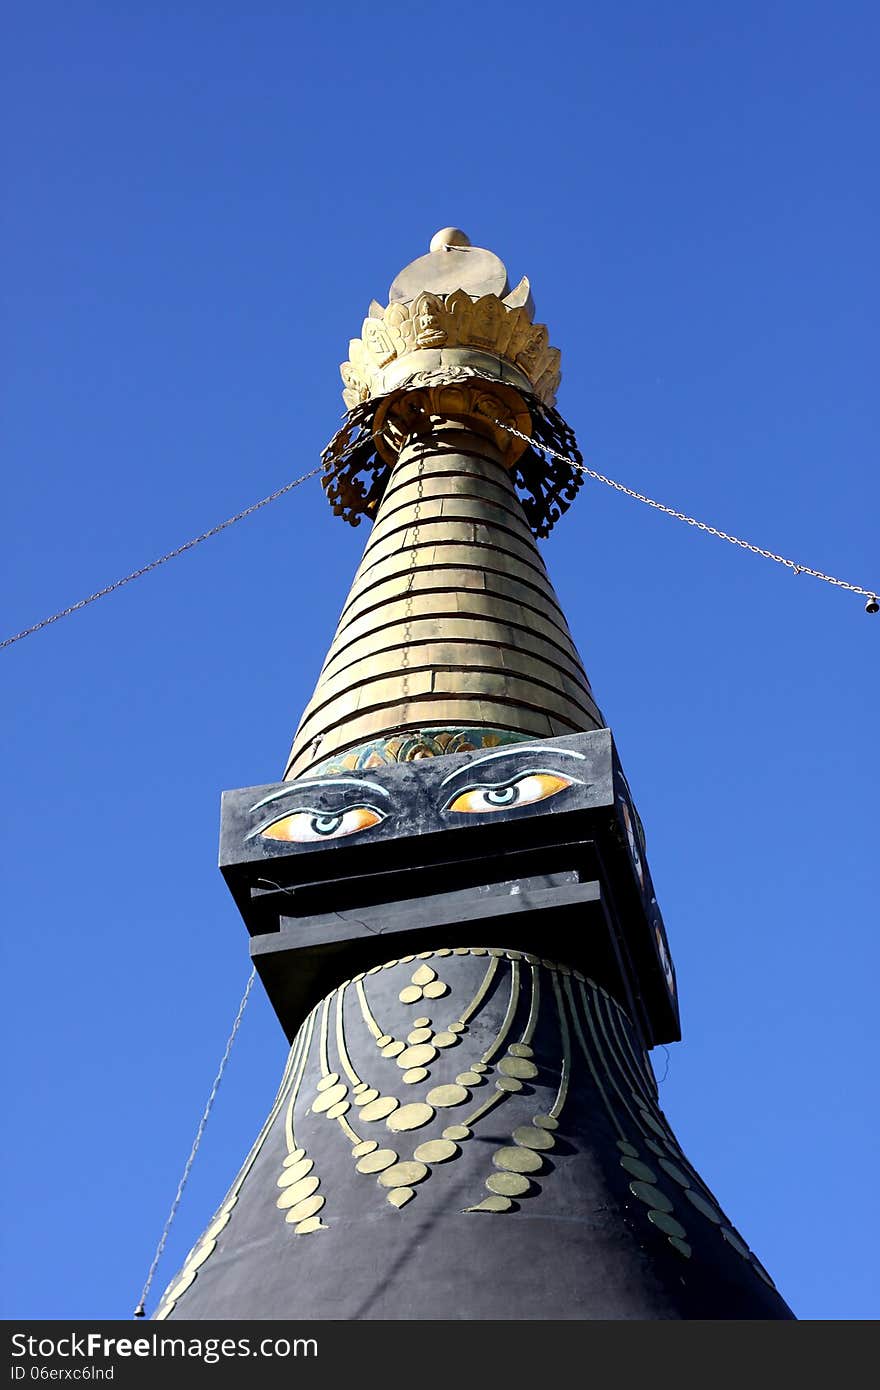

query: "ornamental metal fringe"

left=320, top=384, right=585, bottom=540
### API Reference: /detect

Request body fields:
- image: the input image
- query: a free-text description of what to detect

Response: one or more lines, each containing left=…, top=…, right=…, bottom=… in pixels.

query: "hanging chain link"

left=1, top=463, right=325, bottom=650
left=496, top=421, right=877, bottom=601
left=134, top=967, right=256, bottom=1319
left=3, top=424, right=875, bottom=656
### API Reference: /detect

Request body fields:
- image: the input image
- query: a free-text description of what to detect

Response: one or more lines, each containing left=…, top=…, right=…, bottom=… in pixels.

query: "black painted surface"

left=156, top=953, right=793, bottom=1321
left=220, top=730, right=679, bottom=1047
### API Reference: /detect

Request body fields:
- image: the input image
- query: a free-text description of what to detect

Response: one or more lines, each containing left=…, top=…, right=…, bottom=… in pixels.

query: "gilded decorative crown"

left=339, top=229, right=562, bottom=409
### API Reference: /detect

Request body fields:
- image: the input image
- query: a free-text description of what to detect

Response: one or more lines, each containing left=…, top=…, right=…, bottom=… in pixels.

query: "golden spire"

left=285, top=230, right=602, bottom=780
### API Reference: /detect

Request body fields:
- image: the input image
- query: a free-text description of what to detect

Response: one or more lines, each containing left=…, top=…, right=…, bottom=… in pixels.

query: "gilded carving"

left=338, top=290, right=563, bottom=408
left=319, top=379, right=586, bottom=540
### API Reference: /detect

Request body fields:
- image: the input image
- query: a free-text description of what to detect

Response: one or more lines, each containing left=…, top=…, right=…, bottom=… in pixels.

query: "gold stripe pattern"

left=285, top=433, right=601, bottom=779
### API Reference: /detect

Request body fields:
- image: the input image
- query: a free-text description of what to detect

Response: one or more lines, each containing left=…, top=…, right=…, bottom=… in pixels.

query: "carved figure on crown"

left=470, top=294, right=510, bottom=356
left=515, top=322, right=551, bottom=378
left=384, top=302, right=415, bottom=354
left=340, top=362, right=369, bottom=411
left=361, top=317, right=397, bottom=369
left=444, top=288, right=473, bottom=342
left=412, top=292, right=449, bottom=348
left=338, top=292, right=562, bottom=409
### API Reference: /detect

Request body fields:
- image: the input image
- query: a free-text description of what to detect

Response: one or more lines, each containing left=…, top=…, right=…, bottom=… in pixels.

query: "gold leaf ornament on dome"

left=339, top=291, right=563, bottom=409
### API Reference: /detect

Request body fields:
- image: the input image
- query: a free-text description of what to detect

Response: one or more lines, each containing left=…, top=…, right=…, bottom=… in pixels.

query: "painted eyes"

left=446, top=772, right=572, bottom=814
left=259, top=807, right=385, bottom=843
left=256, top=770, right=574, bottom=841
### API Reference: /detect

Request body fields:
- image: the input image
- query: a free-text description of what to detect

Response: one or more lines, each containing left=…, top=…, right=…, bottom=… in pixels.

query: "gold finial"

left=428, top=227, right=471, bottom=252
left=339, top=232, right=558, bottom=409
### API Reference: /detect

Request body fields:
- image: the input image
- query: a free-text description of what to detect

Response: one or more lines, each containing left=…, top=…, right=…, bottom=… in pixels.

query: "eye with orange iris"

left=259, top=806, right=385, bottom=843
left=445, top=772, right=572, bottom=814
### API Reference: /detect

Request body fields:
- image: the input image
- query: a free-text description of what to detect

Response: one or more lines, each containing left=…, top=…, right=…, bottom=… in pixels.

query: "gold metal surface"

left=432, top=1031, right=458, bottom=1048
left=276, top=1176, right=320, bottom=1209
left=318, top=995, right=332, bottom=1076
left=335, top=987, right=361, bottom=1088
left=359, top=1096, right=400, bottom=1122
left=481, top=959, right=520, bottom=1064
left=492, top=1147, right=543, bottom=1174
left=411, top=964, right=436, bottom=986
left=277, top=1158, right=314, bottom=1187
left=285, top=1194, right=325, bottom=1224
left=499, top=1056, right=539, bottom=1080
left=351, top=1140, right=378, bottom=1157
left=461, top=1090, right=504, bottom=1128
left=549, top=972, right=571, bottom=1122
left=458, top=956, right=499, bottom=1026
left=427, top=1084, right=469, bottom=1108
left=647, top=1210, right=687, bottom=1239
left=659, top=1158, right=691, bottom=1188
left=285, top=409, right=601, bottom=780
left=355, top=1148, right=398, bottom=1174
left=466, top=1195, right=513, bottom=1213
left=443, top=1125, right=471, bottom=1142
left=402, top=1067, right=429, bottom=1085
left=628, top=1182, right=674, bottom=1213
left=386, top=1102, right=435, bottom=1132
left=164, top=1270, right=197, bottom=1302
left=414, top=1139, right=459, bottom=1163
left=486, top=1172, right=531, bottom=1198
left=422, top=981, right=448, bottom=999
left=339, top=284, right=561, bottom=409
left=284, top=1007, right=317, bottom=1155
left=157, top=1006, right=317, bottom=1318
left=620, top=1157, right=657, bottom=1183
left=512, top=1126, right=555, bottom=1151
left=685, top=1190, right=722, bottom=1223
left=565, top=976, right=625, bottom=1140
left=398, top=985, right=422, bottom=1005
left=406, top=1027, right=433, bottom=1045
left=386, top=1187, right=416, bottom=1208
left=355, top=980, right=383, bottom=1041
left=378, top=1161, right=429, bottom=1188
left=396, top=1043, right=437, bottom=1069
left=293, top=1217, right=326, bottom=1236
left=312, top=1082, right=348, bottom=1113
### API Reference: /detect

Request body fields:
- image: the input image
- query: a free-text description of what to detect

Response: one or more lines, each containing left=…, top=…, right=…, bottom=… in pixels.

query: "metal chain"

left=5, top=423, right=874, bottom=654
left=497, top=421, right=877, bottom=602
left=1, top=464, right=325, bottom=650
left=133, top=967, right=256, bottom=1319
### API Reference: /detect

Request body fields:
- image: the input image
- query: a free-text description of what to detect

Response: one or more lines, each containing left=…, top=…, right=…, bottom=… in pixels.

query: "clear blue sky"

left=2, top=1, right=877, bottom=1321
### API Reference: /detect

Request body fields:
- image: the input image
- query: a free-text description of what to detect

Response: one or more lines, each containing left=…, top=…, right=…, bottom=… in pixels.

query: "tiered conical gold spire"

left=285, top=230, right=603, bottom=781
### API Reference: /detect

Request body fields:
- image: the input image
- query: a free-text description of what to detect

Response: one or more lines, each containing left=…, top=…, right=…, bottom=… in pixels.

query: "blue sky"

left=2, top=1, right=877, bottom=1321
